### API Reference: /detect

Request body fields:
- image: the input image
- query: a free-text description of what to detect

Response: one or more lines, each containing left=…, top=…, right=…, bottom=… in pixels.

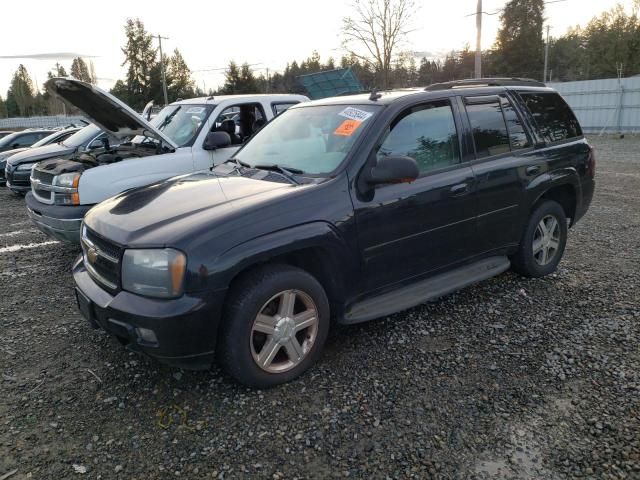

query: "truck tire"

left=511, top=200, right=568, bottom=278
left=217, top=264, right=330, bottom=388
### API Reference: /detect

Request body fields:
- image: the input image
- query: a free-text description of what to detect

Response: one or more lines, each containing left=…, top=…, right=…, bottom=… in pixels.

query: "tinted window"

left=15, top=133, right=41, bottom=146
left=272, top=102, right=298, bottom=116
left=466, top=101, right=510, bottom=158
left=501, top=97, right=530, bottom=150
left=520, top=92, right=581, bottom=143
left=378, top=101, right=460, bottom=173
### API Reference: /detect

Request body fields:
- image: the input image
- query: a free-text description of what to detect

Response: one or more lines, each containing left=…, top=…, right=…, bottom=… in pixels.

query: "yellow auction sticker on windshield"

left=334, top=119, right=362, bottom=136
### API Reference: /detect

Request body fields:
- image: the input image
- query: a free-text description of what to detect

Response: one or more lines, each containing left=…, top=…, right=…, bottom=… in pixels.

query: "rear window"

left=519, top=92, right=581, bottom=143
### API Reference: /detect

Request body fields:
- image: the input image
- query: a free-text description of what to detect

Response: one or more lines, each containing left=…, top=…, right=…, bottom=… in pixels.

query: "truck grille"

left=31, top=168, right=54, bottom=185
left=81, top=226, right=122, bottom=292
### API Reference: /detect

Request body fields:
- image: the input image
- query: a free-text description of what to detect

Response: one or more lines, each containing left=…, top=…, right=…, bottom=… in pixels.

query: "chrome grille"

left=81, top=225, right=122, bottom=292
left=31, top=168, right=54, bottom=185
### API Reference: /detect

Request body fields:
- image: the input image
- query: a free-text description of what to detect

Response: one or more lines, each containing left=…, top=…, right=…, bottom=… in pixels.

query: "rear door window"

left=272, top=102, right=299, bottom=116
left=465, top=100, right=511, bottom=158
left=519, top=92, right=581, bottom=143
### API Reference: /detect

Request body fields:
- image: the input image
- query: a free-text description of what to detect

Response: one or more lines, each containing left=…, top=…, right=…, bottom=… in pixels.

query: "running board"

left=341, top=256, right=510, bottom=324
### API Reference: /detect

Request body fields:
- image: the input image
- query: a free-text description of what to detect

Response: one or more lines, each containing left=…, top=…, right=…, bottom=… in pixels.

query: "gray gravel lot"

left=0, top=135, right=639, bottom=479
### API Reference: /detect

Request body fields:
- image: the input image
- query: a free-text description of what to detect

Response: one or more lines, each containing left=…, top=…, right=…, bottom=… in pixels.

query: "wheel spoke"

left=548, top=238, right=560, bottom=251
left=278, top=291, right=296, bottom=317
left=253, top=314, right=277, bottom=335
left=283, top=337, right=304, bottom=363
left=547, top=217, right=558, bottom=236
left=257, top=338, right=280, bottom=368
left=532, top=239, right=544, bottom=254
left=540, top=246, right=549, bottom=264
left=293, top=310, right=316, bottom=331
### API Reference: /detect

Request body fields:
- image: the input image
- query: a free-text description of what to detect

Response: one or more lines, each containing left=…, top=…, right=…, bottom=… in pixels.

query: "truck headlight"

left=52, top=173, right=81, bottom=205
left=122, top=249, right=187, bottom=298
left=17, top=162, right=35, bottom=171
left=55, top=172, right=81, bottom=188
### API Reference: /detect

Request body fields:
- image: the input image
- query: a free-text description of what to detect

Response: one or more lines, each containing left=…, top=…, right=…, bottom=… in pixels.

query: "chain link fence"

left=0, top=115, right=88, bottom=130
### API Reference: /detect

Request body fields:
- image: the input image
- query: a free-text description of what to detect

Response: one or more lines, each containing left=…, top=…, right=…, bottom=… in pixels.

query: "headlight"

left=122, top=249, right=187, bottom=298
left=17, top=162, right=35, bottom=171
left=52, top=172, right=81, bottom=205
left=55, top=172, right=81, bottom=188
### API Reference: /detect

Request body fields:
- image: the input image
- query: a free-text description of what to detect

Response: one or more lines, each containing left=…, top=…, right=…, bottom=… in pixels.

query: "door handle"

left=526, top=165, right=541, bottom=176
left=449, top=183, right=470, bottom=196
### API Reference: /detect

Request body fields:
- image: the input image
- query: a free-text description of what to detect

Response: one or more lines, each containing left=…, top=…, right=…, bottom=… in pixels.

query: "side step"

left=342, top=256, right=510, bottom=324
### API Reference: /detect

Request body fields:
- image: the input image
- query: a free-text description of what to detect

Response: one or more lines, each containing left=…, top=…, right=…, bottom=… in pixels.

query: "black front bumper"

left=73, top=257, right=226, bottom=370
left=5, top=163, right=31, bottom=193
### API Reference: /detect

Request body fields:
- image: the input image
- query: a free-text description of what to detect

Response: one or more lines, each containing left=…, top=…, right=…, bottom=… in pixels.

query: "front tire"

left=511, top=200, right=568, bottom=278
left=217, top=264, right=330, bottom=388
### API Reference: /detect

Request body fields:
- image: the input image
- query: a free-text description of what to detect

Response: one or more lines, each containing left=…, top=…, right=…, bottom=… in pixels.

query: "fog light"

left=136, top=327, right=158, bottom=345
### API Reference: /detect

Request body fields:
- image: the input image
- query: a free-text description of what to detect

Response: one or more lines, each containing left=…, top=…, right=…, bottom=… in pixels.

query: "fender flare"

left=208, top=221, right=355, bottom=293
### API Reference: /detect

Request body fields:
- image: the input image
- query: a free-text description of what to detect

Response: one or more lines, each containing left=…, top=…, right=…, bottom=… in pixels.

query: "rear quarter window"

left=519, top=92, right=582, bottom=143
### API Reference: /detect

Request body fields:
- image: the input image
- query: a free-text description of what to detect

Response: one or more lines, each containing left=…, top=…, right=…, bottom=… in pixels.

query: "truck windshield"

left=62, top=124, right=102, bottom=148
left=234, top=104, right=381, bottom=175
left=138, top=104, right=213, bottom=147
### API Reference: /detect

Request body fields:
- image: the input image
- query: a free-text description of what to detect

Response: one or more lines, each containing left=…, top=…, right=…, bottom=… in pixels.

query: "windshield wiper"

left=253, top=164, right=303, bottom=185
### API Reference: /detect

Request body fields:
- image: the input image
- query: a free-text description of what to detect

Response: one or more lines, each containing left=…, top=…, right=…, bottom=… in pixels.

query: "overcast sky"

left=0, top=0, right=635, bottom=97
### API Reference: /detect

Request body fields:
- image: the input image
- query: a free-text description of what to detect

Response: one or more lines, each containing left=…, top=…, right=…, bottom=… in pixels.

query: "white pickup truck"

left=26, top=77, right=308, bottom=242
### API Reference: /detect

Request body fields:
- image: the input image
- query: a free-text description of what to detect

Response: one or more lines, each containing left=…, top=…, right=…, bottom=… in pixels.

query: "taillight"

left=587, top=148, right=596, bottom=178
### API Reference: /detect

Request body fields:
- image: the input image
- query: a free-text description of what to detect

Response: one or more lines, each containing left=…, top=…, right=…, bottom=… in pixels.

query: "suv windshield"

left=62, top=124, right=102, bottom=148
left=234, top=104, right=381, bottom=174
left=137, top=104, right=213, bottom=147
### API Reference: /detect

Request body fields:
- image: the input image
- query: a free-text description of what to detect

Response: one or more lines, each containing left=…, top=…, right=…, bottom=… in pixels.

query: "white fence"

left=548, top=77, right=640, bottom=134
left=0, top=115, right=88, bottom=130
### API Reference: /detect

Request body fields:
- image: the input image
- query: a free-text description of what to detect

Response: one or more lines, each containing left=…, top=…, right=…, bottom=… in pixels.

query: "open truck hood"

left=44, top=78, right=178, bottom=150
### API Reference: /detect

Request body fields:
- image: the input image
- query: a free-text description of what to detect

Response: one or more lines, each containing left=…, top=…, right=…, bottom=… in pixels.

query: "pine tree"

left=120, top=18, right=157, bottom=110
left=6, top=65, right=35, bottom=116
left=493, top=0, right=545, bottom=78
left=70, top=57, right=92, bottom=83
left=168, top=49, right=195, bottom=100
left=0, top=95, right=7, bottom=118
left=48, top=62, right=68, bottom=79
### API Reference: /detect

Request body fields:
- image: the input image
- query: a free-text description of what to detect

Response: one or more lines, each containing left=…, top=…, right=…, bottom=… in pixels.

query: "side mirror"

left=367, top=155, right=419, bottom=185
left=11, top=143, right=20, bottom=149
left=203, top=131, right=231, bottom=151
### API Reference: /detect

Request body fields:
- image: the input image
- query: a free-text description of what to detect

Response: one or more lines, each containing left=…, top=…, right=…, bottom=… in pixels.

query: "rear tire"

left=511, top=200, right=567, bottom=278
left=217, top=264, right=330, bottom=388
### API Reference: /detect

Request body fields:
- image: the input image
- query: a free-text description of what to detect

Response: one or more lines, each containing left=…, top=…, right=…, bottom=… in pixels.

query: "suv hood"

left=7, top=142, right=75, bottom=166
left=84, top=174, right=295, bottom=245
left=45, top=78, right=178, bottom=149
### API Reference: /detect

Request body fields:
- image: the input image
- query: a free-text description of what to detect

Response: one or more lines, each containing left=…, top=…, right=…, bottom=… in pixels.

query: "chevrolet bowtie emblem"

left=87, top=246, right=98, bottom=264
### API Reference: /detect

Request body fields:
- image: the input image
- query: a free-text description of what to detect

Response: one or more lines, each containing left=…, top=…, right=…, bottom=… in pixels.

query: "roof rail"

left=425, top=77, right=546, bottom=91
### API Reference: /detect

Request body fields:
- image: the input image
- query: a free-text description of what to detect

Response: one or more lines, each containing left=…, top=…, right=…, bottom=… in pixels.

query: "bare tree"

left=342, top=0, right=416, bottom=89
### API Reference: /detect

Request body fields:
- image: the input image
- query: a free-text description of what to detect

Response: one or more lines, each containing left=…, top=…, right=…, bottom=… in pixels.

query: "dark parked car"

left=5, top=124, right=118, bottom=194
left=0, top=129, right=52, bottom=153
left=73, top=78, right=595, bottom=387
left=0, top=127, right=80, bottom=186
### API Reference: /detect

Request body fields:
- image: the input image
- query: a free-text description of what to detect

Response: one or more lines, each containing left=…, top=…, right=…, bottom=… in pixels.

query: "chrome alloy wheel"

left=250, top=289, right=319, bottom=373
left=533, top=214, right=561, bottom=266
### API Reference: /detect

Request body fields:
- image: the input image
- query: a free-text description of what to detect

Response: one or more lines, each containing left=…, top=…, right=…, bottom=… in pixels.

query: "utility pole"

left=155, top=34, right=170, bottom=105
left=543, top=25, right=550, bottom=82
left=475, top=0, right=482, bottom=78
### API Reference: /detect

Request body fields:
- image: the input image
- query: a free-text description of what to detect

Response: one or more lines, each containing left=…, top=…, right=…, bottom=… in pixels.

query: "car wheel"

left=217, top=264, right=330, bottom=388
left=511, top=200, right=568, bottom=278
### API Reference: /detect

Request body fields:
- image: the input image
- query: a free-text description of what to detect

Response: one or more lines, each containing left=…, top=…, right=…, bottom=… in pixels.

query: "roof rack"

left=425, top=77, right=546, bottom=91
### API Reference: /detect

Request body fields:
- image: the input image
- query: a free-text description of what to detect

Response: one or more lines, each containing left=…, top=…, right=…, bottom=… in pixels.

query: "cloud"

left=0, top=52, right=98, bottom=60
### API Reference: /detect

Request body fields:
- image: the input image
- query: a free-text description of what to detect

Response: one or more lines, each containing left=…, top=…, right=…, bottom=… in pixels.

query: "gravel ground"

left=0, top=135, right=639, bottom=480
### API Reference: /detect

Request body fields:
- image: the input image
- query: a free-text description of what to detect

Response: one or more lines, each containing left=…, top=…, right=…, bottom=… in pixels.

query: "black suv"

left=73, top=79, right=595, bottom=387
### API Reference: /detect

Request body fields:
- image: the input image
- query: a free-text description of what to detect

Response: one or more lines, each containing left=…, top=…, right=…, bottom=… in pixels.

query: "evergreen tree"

left=220, top=62, right=259, bottom=94
left=120, top=18, right=157, bottom=110
left=168, top=49, right=196, bottom=100
left=70, top=57, right=93, bottom=83
left=47, top=62, right=68, bottom=79
left=493, top=0, right=545, bottom=78
left=6, top=64, right=35, bottom=116
left=0, top=95, right=7, bottom=118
